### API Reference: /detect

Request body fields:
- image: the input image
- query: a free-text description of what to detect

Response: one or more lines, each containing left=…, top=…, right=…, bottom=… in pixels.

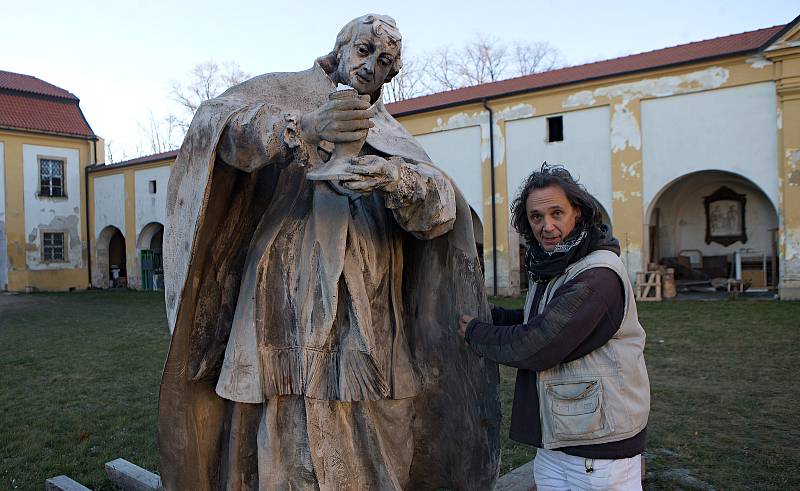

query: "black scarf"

left=525, top=224, right=620, bottom=283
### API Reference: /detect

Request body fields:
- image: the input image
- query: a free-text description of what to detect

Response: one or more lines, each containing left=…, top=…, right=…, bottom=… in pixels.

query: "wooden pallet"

left=635, top=271, right=662, bottom=301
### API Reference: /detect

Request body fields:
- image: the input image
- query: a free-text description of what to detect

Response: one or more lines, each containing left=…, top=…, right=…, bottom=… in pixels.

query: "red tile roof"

left=88, top=149, right=178, bottom=172
left=115, top=150, right=178, bottom=167
left=387, top=24, right=785, bottom=116
left=0, top=70, right=78, bottom=99
left=0, top=70, right=94, bottom=138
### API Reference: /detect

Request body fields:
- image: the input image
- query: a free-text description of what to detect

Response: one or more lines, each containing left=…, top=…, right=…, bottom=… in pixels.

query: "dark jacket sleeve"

left=465, top=268, right=624, bottom=371
left=490, top=305, right=524, bottom=326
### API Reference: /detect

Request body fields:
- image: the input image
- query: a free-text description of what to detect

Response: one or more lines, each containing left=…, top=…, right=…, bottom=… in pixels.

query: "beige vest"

left=523, top=250, right=650, bottom=449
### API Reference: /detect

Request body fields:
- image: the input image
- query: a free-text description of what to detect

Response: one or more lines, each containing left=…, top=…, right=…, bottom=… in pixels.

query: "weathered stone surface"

left=104, top=458, right=162, bottom=491
left=158, top=12, right=499, bottom=491
left=44, top=475, right=91, bottom=491
left=495, top=460, right=536, bottom=491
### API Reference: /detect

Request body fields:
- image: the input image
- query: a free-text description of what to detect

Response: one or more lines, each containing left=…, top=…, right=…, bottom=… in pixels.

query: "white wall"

left=0, top=142, right=6, bottom=290
left=415, top=126, right=484, bottom=222
left=93, top=174, right=126, bottom=239
left=134, top=166, right=169, bottom=237
left=505, top=106, right=613, bottom=220
left=641, top=82, right=778, bottom=214
left=22, top=144, right=82, bottom=270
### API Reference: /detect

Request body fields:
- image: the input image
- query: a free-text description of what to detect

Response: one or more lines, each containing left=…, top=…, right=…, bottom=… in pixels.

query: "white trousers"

left=533, top=448, right=642, bottom=490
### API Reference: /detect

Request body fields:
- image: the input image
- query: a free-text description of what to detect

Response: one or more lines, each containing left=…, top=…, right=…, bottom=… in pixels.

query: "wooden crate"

left=635, top=271, right=662, bottom=301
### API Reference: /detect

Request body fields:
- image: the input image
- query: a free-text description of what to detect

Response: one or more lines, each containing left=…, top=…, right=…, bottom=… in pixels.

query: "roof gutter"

left=482, top=99, right=498, bottom=297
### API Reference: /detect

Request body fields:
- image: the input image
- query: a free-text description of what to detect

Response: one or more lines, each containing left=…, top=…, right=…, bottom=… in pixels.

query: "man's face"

left=336, top=23, right=399, bottom=96
left=526, top=185, right=581, bottom=251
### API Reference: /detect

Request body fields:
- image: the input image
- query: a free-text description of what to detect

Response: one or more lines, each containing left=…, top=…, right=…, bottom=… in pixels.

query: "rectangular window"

left=547, top=116, right=564, bottom=143
left=149, top=180, right=157, bottom=194
left=43, top=232, right=66, bottom=262
left=39, top=158, right=66, bottom=197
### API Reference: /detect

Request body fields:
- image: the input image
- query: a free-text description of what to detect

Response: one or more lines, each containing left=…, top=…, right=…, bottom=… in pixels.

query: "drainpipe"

left=482, top=99, right=498, bottom=297
left=84, top=138, right=97, bottom=288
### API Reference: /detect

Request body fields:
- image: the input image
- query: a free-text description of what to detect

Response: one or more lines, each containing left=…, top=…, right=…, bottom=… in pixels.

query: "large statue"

left=159, top=14, right=500, bottom=490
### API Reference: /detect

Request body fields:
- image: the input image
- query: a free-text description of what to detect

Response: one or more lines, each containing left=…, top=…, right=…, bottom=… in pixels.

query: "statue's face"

left=336, top=22, right=400, bottom=96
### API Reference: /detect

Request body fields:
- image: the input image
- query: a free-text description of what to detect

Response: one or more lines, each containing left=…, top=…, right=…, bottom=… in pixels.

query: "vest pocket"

left=546, top=379, right=613, bottom=440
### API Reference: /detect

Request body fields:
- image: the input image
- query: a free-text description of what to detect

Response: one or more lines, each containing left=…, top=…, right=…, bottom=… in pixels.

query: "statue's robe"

left=159, top=61, right=500, bottom=490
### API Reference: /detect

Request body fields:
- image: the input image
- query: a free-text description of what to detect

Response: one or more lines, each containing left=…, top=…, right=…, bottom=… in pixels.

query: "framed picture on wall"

left=704, top=186, right=747, bottom=246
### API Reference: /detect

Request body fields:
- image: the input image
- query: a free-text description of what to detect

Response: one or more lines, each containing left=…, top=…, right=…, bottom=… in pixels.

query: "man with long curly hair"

left=460, top=163, right=650, bottom=490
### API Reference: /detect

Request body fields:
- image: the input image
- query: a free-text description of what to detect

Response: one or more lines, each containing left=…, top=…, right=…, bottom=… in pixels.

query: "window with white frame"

left=39, top=158, right=66, bottom=197
left=42, top=232, right=66, bottom=262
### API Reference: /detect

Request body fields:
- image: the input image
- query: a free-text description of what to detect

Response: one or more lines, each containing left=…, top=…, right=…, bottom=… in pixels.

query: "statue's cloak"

left=158, top=64, right=500, bottom=490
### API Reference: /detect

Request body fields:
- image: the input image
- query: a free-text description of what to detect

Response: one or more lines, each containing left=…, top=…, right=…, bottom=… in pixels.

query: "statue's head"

left=326, top=14, right=402, bottom=97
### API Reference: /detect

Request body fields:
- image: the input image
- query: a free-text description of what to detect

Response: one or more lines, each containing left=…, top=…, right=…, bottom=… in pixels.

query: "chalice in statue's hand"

left=306, top=84, right=370, bottom=182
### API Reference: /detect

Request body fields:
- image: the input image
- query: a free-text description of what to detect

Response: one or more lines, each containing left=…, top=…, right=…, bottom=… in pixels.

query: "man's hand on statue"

left=339, top=155, right=400, bottom=193
left=458, top=315, right=474, bottom=339
left=299, top=97, right=375, bottom=145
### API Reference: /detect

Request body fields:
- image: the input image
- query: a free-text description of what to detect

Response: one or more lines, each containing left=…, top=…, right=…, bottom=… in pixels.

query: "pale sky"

left=3, top=1, right=797, bottom=161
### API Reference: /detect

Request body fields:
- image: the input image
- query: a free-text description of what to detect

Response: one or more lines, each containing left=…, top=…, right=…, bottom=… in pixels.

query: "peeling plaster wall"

left=564, top=66, right=730, bottom=154
left=431, top=110, right=494, bottom=163
left=134, top=166, right=170, bottom=237
left=0, top=142, right=6, bottom=290
left=505, top=106, right=613, bottom=219
left=557, top=67, right=734, bottom=278
left=413, top=107, right=514, bottom=293
left=92, top=174, right=125, bottom=287
left=416, top=127, right=484, bottom=222
left=784, top=147, right=800, bottom=289
left=641, top=82, right=779, bottom=213
left=396, top=57, right=791, bottom=293
left=22, top=145, right=82, bottom=270
left=93, top=174, right=126, bottom=239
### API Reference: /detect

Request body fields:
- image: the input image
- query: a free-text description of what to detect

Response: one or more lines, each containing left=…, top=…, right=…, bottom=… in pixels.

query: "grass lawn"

left=1, top=291, right=799, bottom=489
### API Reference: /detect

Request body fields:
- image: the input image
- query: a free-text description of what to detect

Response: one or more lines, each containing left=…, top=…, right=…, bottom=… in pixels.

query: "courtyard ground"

left=1, top=291, right=798, bottom=490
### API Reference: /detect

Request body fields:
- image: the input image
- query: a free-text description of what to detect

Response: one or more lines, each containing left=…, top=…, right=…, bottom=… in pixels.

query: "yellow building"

left=0, top=70, right=102, bottom=292
left=388, top=16, right=800, bottom=300
left=86, top=151, right=174, bottom=290
left=7, top=18, right=799, bottom=300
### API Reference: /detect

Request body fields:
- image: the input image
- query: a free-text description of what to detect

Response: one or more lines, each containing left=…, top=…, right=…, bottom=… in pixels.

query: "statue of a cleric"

left=159, top=14, right=500, bottom=490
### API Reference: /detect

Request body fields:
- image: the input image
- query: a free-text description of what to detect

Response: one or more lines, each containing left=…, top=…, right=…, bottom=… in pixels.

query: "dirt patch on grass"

left=0, top=293, right=55, bottom=316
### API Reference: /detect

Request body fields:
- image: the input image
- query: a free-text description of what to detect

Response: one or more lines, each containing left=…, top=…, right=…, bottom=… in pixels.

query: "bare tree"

left=421, top=34, right=565, bottom=93
left=427, top=46, right=463, bottom=91
left=170, top=60, right=251, bottom=126
left=138, top=112, right=183, bottom=155
left=104, top=139, right=120, bottom=164
left=383, top=47, right=429, bottom=103
left=457, top=34, right=509, bottom=85
left=512, top=41, right=563, bottom=76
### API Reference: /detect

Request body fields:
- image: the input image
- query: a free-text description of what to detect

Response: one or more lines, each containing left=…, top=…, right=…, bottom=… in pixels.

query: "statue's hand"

left=299, top=96, right=374, bottom=145
left=340, top=155, right=400, bottom=193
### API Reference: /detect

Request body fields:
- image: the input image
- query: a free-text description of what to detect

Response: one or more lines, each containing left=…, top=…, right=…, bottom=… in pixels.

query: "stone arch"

left=645, top=170, right=779, bottom=290
left=136, top=222, right=165, bottom=290
left=95, top=225, right=126, bottom=288
left=137, top=222, right=164, bottom=252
